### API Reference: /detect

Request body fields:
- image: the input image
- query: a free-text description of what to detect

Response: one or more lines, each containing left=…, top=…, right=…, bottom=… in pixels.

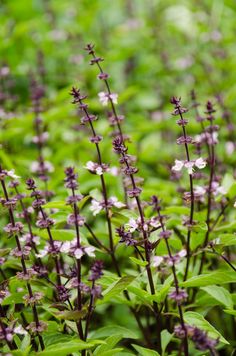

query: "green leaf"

left=2, top=292, right=25, bottom=306
left=94, top=350, right=123, bottom=356
left=36, top=229, right=77, bottom=241
left=36, top=340, right=101, bottom=356
left=201, top=285, right=234, bottom=309
left=162, top=206, right=189, bottom=215
left=90, top=325, right=139, bottom=340
left=129, top=257, right=148, bottom=267
left=132, top=344, right=160, bottom=355
left=94, top=334, right=123, bottom=355
left=184, top=312, right=229, bottom=344
left=43, top=201, right=70, bottom=210
left=55, top=309, right=87, bottom=321
left=223, top=309, right=236, bottom=316
left=0, top=248, right=11, bottom=257
left=216, top=234, right=236, bottom=246
left=222, top=173, right=235, bottom=195
left=127, top=285, right=152, bottom=305
left=161, top=330, right=173, bottom=355
left=181, top=272, right=236, bottom=287
left=102, top=276, right=136, bottom=302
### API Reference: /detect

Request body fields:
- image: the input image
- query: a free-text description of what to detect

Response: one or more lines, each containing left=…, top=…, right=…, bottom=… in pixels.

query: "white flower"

left=149, top=216, right=160, bottom=228
left=212, top=182, right=226, bottom=196
left=36, top=247, right=48, bottom=258
left=216, top=185, right=226, bottom=195
left=74, top=248, right=83, bottom=259
left=172, top=159, right=184, bottom=172
left=195, top=157, right=206, bottom=169
left=14, top=325, right=27, bottom=335
left=226, top=142, right=235, bottom=155
left=178, top=249, right=187, bottom=258
left=109, top=93, right=118, bottom=104
left=109, top=166, right=119, bottom=176
left=85, top=161, right=109, bottom=175
left=30, top=161, right=54, bottom=173
left=185, top=161, right=195, bottom=174
left=194, top=186, right=206, bottom=196
left=85, top=161, right=94, bottom=170
left=90, top=199, right=103, bottom=216
left=126, top=218, right=139, bottom=232
left=84, top=246, right=96, bottom=257
left=234, top=202, right=236, bottom=208
left=212, top=132, right=218, bottom=145
left=60, top=241, right=71, bottom=253
left=152, top=256, right=163, bottom=267
left=109, top=196, right=125, bottom=209
left=7, top=169, right=20, bottom=179
left=98, top=92, right=118, bottom=106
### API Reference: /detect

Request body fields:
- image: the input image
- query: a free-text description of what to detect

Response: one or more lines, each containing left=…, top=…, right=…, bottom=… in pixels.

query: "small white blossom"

left=84, top=246, right=96, bottom=257
left=30, top=161, right=54, bottom=173
left=226, top=142, right=235, bottom=155
left=90, top=197, right=125, bottom=216
left=194, top=186, right=206, bottom=196
left=172, top=157, right=206, bottom=175
left=60, top=241, right=71, bottom=253
left=152, top=256, right=164, bottom=267
left=109, top=197, right=125, bottom=209
left=109, top=166, right=119, bottom=176
left=195, top=157, right=207, bottom=169
left=212, top=182, right=226, bottom=196
left=172, top=159, right=184, bottom=172
left=90, top=199, right=103, bottom=216
left=185, top=161, right=195, bottom=174
left=125, top=218, right=139, bottom=232
left=14, top=325, right=27, bottom=335
left=74, top=248, right=83, bottom=259
left=7, top=169, right=20, bottom=179
left=98, top=92, right=118, bottom=106
left=178, top=249, right=187, bottom=258
left=149, top=216, right=160, bottom=228
left=85, top=161, right=109, bottom=175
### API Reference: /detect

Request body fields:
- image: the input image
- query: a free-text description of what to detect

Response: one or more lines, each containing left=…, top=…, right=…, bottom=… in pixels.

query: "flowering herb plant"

left=1, top=2, right=236, bottom=355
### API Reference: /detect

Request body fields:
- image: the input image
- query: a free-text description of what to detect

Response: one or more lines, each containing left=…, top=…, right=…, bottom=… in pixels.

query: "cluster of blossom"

left=112, top=136, right=143, bottom=198
left=0, top=323, right=27, bottom=342
left=174, top=324, right=219, bottom=351
left=194, top=131, right=218, bottom=146
left=172, top=157, right=207, bottom=175
left=85, top=161, right=110, bottom=175
left=0, top=169, right=20, bottom=181
left=98, top=92, right=118, bottom=106
left=90, top=196, right=125, bottom=215
left=152, top=249, right=187, bottom=268
left=122, top=216, right=160, bottom=234
left=168, top=288, right=188, bottom=305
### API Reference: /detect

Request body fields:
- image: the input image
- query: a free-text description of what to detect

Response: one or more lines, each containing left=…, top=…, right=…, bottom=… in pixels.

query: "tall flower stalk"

left=151, top=196, right=189, bottom=356
left=0, top=167, right=45, bottom=350
left=84, top=45, right=162, bottom=348
left=70, top=88, right=151, bottom=347
left=170, top=97, right=195, bottom=280
left=26, top=178, right=62, bottom=287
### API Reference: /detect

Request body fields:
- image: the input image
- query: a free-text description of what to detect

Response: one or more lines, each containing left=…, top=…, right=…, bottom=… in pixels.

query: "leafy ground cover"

left=0, top=1, right=236, bottom=355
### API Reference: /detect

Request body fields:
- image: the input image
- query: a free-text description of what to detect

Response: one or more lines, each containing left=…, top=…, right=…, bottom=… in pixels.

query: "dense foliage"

left=0, top=1, right=236, bottom=355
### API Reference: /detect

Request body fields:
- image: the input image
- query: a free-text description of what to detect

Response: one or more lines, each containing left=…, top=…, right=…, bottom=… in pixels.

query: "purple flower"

left=168, top=289, right=188, bottom=305
left=36, top=217, right=55, bottom=229
left=89, top=260, right=103, bottom=281
left=56, top=285, right=70, bottom=302
left=4, top=221, right=24, bottom=235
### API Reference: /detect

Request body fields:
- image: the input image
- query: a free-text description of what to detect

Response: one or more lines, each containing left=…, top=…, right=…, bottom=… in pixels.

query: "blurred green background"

left=0, top=0, right=236, bottom=197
